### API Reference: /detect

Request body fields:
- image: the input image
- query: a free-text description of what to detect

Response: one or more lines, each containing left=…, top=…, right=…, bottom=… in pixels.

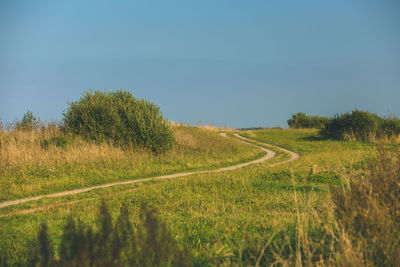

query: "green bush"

left=62, top=90, right=174, bottom=153
left=321, top=110, right=378, bottom=140
left=380, top=117, right=400, bottom=138
left=26, top=201, right=191, bottom=267
left=287, top=112, right=329, bottom=129
left=321, top=110, right=400, bottom=141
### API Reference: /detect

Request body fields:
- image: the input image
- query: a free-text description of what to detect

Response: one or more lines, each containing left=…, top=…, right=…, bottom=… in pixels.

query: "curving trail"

left=232, top=133, right=299, bottom=166
left=0, top=133, right=299, bottom=214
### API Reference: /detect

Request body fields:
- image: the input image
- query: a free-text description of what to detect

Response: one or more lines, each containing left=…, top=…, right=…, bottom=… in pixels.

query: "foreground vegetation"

left=332, top=145, right=400, bottom=266
left=2, top=127, right=397, bottom=266
left=24, top=202, right=192, bottom=266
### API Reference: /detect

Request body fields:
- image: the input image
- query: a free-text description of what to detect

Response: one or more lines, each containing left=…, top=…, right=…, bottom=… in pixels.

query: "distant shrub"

left=62, top=90, right=174, bottom=153
left=331, top=146, right=400, bottom=266
left=321, top=110, right=380, bottom=140
left=380, top=117, right=400, bottom=139
left=321, top=110, right=400, bottom=141
left=27, top=201, right=191, bottom=266
left=41, top=136, right=69, bottom=150
left=16, top=111, right=40, bottom=131
left=287, top=112, right=329, bottom=129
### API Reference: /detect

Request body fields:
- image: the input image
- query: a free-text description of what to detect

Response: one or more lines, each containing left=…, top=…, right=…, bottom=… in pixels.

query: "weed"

left=23, top=201, right=192, bottom=266
left=332, top=145, right=400, bottom=266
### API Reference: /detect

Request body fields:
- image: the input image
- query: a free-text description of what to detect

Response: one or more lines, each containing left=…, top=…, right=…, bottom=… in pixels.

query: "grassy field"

left=0, top=128, right=382, bottom=265
left=0, top=126, right=263, bottom=201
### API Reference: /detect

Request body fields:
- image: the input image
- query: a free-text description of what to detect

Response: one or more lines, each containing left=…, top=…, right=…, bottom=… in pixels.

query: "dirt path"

left=0, top=133, right=299, bottom=211
left=232, top=133, right=299, bottom=166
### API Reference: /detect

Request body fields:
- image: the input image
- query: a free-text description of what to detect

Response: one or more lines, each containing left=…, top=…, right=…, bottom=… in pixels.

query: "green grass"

left=0, top=126, right=263, bottom=201
left=242, top=128, right=376, bottom=174
left=0, top=128, right=378, bottom=265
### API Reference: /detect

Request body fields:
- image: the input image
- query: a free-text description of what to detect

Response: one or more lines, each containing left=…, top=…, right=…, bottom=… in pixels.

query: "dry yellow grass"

left=0, top=128, right=125, bottom=169
left=0, top=125, right=236, bottom=170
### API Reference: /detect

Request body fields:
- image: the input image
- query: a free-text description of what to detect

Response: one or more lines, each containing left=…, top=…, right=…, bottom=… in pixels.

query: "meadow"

left=0, top=125, right=263, bottom=201
left=1, top=127, right=388, bottom=265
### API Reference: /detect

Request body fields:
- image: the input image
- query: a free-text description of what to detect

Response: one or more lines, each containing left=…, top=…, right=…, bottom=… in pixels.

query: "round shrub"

left=321, top=110, right=381, bottom=141
left=62, top=90, right=174, bottom=153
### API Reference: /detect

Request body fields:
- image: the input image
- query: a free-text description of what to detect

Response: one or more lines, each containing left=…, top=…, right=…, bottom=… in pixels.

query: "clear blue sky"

left=1, top=0, right=399, bottom=128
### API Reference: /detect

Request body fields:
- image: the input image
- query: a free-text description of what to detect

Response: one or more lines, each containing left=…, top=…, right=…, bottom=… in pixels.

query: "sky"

left=1, top=0, right=399, bottom=128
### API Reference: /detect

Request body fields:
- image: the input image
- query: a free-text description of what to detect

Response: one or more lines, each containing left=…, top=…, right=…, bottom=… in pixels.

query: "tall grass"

left=332, top=145, right=400, bottom=266
left=0, top=126, right=126, bottom=170
left=8, top=201, right=191, bottom=267
left=0, top=125, right=262, bottom=201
